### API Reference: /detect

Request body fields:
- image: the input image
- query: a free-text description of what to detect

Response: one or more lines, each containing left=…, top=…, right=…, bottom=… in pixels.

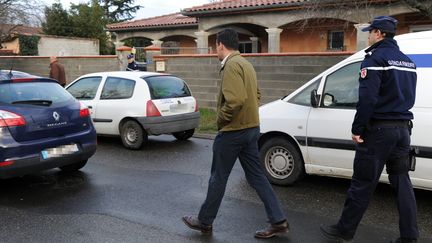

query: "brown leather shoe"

left=255, top=220, right=290, bottom=239
left=182, top=215, right=212, bottom=234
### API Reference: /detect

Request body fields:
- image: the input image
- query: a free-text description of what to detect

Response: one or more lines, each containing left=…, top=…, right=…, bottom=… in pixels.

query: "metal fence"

left=161, top=47, right=213, bottom=55
left=134, top=47, right=213, bottom=61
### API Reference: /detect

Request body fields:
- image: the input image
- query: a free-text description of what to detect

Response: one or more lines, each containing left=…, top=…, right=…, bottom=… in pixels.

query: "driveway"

left=0, top=136, right=431, bottom=242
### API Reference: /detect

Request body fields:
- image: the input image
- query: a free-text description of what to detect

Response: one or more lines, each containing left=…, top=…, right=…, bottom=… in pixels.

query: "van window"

left=144, top=76, right=191, bottom=99
left=321, top=62, right=361, bottom=109
left=67, top=76, right=102, bottom=100
left=289, top=79, right=320, bottom=106
left=101, top=77, right=135, bottom=100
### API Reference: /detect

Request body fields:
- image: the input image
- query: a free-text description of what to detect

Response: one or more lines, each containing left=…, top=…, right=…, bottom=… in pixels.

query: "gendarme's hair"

left=216, top=29, right=239, bottom=50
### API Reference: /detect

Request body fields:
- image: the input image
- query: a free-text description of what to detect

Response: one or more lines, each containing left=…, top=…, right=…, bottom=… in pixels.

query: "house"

left=107, top=0, right=432, bottom=54
left=0, top=24, right=100, bottom=56
left=0, top=24, right=42, bottom=55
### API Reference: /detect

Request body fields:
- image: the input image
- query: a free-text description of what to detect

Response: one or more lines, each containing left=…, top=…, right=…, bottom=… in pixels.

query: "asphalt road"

left=0, top=135, right=431, bottom=243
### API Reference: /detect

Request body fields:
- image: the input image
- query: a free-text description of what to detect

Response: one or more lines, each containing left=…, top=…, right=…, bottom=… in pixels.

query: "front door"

left=306, top=61, right=362, bottom=170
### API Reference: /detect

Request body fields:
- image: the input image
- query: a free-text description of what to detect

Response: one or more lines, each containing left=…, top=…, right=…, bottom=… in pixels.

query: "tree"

left=0, top=0, right=43, bottom=49
left=301, top=0, right=432, bottom=20
left=69, top=2, right=112, bottom=54
left=42, top=3, right=73, bottom=37
left=403, top=0, right=432, bottom=18
left=0, top=0, right=43, bottom=26
left=42, top=1, right=114, bottom=54
left=98, top=0, right=141, bottom=23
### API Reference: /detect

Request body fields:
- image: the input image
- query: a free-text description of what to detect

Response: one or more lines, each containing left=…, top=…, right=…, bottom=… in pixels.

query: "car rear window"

left=0, top=82, right=73, bottom=105
left=144, top=76, right=191, bottom=99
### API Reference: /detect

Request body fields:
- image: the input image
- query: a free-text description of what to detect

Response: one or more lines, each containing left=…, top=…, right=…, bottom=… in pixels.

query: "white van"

left=258, top=30, right=432, bottom=190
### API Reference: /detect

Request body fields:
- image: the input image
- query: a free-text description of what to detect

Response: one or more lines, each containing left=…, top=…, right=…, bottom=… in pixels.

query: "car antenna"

left=8, top=56, right=15, bottom=79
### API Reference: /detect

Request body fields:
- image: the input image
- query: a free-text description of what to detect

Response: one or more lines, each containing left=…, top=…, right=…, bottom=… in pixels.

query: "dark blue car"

left=0, top=73, right=97, bottom=178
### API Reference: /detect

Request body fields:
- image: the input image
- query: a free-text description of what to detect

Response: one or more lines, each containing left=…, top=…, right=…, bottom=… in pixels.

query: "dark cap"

left=361, top=16, right=398, bottom=33
left=127, top=54, right=134, bottom=59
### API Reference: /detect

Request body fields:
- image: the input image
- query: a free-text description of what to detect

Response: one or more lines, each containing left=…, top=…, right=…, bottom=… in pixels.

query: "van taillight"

left=0, top=110, right=26, bottom=127
left=79, top=102, right=90, bottom=117
left=195, top=100, right=199, bottom=112
left=146, top=100, right=161, bottom=117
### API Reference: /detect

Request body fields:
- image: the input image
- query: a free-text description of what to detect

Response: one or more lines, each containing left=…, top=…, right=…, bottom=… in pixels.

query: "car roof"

left=77, top=71, right=172, bottom=79
left=0, top=70, right=39, bottom=80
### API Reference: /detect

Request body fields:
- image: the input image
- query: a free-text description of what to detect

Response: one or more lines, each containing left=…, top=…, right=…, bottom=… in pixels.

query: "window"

left=144, top=76, right=191, bottom=99
left=100, top=77, right=135, bottom=100
left=289, top=79, right=320, bottom=106
left=321, top=62, right=362, bottom=109
left=239, top=42, right=252, bottom=53
left=0, top=82, right=73, bottom=104
left=328, top=30, right=344, bottom=50
left=66, top=76, right=102, bottom=100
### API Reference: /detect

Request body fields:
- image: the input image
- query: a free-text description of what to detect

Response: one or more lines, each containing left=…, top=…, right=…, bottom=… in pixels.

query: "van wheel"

left=172, top=129, right=194, bottom=140
left=59, top=160, right=87, bottom=172
left=259, top=137, right=304, bottom=186
left=120, top=120, right=147, bottom=150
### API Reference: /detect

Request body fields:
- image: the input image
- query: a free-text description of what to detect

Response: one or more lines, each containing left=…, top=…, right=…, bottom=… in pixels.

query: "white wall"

left=38, top=35, right=99, bottom=56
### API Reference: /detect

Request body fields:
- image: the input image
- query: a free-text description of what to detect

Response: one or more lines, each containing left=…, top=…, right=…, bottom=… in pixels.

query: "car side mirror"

left=323, top=93, right=335, bottom=107
left=310, top=89, right=320, bottom=108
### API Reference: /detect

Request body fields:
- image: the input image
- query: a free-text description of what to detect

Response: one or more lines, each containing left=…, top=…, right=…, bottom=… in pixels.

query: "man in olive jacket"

left=182, top=29, right=289, bottom=239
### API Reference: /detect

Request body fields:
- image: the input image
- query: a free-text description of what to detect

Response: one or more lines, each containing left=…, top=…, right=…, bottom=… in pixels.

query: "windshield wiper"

left=12, top=100, right=53, bottom=106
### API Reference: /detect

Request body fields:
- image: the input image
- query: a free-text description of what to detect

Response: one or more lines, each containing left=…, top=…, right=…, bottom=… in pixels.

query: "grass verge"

left=197, top=108, right=217, bottom=134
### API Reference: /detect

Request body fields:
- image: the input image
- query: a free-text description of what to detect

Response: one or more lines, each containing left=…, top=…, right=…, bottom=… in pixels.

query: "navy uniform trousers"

left=198, top=126, right=286, bottom=225
left=337, top=122, right=419, bottom=239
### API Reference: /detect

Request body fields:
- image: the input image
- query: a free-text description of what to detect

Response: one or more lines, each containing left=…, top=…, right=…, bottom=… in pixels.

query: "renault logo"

left=53, top=112, right=60, bottom=122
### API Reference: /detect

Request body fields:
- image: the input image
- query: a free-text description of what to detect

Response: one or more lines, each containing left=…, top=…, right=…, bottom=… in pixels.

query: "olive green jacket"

left=217, top=51, right=261, bottom=131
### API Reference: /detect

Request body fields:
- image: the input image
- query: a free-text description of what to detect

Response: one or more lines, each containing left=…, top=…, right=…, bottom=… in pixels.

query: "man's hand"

left=352, top=134, right=364, bottom=144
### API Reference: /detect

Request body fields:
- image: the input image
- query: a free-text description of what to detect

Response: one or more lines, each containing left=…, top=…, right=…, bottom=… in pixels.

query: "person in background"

left=182, top=28, right=289, bottom=239
left=320, top=16, right=418, bottom=243
left=49, top=56, right=66, bottom=87
left=126, top=54, right=139, bottom=71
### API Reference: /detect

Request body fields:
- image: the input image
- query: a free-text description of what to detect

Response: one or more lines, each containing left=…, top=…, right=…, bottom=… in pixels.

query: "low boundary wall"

left=0, top=55, right=119, bottom=85
left=150, top=52, right=353, bottom=108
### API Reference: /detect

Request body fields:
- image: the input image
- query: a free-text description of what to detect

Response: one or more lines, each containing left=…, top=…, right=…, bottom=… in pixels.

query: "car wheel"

left=120, top=120, right=147, bottom=150
left=59, top=160, right=87, bottom=172
left=259, top=137, right=304, bottom=186
left=172, top=129, right=195, bottom=140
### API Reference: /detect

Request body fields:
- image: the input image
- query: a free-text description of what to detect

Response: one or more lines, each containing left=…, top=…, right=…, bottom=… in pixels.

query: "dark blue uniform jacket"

left=126, top=61, right=138, bottom=71
left=352, top=38, right=417, bottom=135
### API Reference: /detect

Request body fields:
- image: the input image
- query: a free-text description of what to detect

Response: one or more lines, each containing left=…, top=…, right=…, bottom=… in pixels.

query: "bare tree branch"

left=403, top=0, right=432, bottom=18
left=0, top=0, right=44, bottom=49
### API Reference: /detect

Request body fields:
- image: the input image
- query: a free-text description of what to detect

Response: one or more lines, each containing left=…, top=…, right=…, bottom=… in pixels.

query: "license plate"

left=170, top=103, right=188, bottom=112
left=41, top=144, right=79, bottom=160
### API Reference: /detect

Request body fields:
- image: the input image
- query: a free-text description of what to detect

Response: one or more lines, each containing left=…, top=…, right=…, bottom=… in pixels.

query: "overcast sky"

left=42, top=0, right=210, bottom=20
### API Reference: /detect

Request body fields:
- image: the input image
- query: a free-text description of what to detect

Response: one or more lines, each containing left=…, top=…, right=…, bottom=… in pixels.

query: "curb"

left=193, top=133, right=216, bottom=140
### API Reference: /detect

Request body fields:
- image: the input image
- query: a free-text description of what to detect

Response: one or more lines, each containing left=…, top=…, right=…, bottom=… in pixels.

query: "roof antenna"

left=8, top=56, right=15, bottom=79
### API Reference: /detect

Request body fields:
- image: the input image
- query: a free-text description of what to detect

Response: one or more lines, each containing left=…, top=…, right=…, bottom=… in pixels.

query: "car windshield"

left=0, top=82, right=73, bottom=105
left=144, top=76, right=191, bottom=99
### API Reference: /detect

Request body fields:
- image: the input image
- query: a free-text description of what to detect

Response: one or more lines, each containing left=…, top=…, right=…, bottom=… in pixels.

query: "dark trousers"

left=337, top=125, right=419, bottom=239
left=198, top=127, right=286, bottom=225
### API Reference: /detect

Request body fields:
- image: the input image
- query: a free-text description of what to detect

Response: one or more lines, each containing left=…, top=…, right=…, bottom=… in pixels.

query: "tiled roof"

left=107, top=13, right=197, bottom=31
left=0, top=24, right=42, bottom=36
left=183, top=0, right=309, bottom=15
